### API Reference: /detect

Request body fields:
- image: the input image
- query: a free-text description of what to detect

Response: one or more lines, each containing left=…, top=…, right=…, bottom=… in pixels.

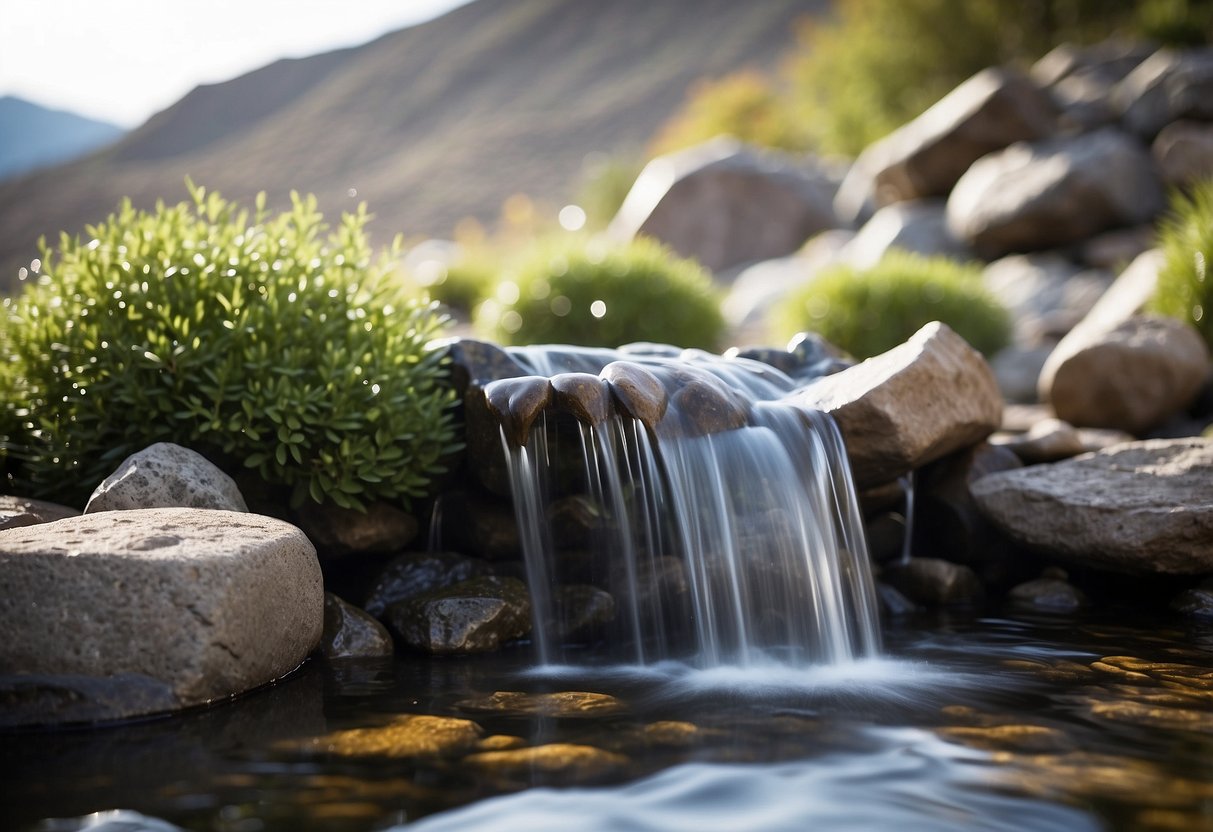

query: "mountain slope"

left=0, top=97, right=124, bottom=182
left=0, top=0, right=829, bottom=290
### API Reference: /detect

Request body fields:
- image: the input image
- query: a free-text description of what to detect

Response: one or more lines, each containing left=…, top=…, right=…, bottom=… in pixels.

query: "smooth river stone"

left=972, top=438, right=1213, bottom=574
left=0, top=508, right=322, bottom=725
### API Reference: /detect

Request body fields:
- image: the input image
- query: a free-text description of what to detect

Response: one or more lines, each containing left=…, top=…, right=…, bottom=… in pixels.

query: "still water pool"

left=5, top=610, right=1211, bottom=831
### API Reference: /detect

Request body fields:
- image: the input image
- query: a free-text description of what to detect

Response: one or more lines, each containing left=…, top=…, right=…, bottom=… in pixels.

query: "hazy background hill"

left=0, top=0, right=829, bottom=291
left=0, top=97, right=124, bottom=182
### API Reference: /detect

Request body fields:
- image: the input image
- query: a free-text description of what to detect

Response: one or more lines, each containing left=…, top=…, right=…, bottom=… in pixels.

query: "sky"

left=1, top=1, right=472, bottom=128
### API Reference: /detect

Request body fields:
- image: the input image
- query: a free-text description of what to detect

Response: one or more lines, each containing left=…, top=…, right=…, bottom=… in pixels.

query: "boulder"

left=83, top=442, right=248, bottom=514
left=835, top=67, right=1057, bottom=224
left=1116, top=47, right=1213, bottom=138
left=972, top=438, right=1213, bottom=574
left=1039, top=314, right=1211, bottom=433
left=0, top=495, right=79, bottom=531
left=319, top=593, right=394, bottom=660
left=0, top=508, right=322, bottom=724
left=1033, top=40, right=1153, bottom=132
left=947, top=129, right=1165, bottom=258
left=787, top=322, right=1003, bottom=488
left=1152, top=120, right=1213, bottom=187
left=292, top=500, right=418, bottom=560
left=385, top=575, right=531, bottom=655
left=840, top=199, right=970, bottom=269
left=609, top=137, right=841, bottom=273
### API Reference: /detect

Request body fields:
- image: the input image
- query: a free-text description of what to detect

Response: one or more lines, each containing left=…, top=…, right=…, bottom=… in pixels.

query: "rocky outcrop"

left=0, top=508, right=322, bottom=725
left=610, top=137, right=841, bottom=272
left=947, top=129, right=1165, bottom=257
left=83, top=442, right=248, bottom=514
left=788, top=322, right=1003, bottom=487
left=972, top=438, right=1213, bottom=574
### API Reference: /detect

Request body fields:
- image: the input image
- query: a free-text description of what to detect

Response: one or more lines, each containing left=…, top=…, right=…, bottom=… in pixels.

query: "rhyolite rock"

left=610, top=137, right=841, bottom=273
left=363, top=551, right=495, bottom=618
left=0, top=495, right=79, bottom=531
left=972, top=438, right=1213, bottom=574
left=0, top=508, right=322, bottom=724
left=835, top=67, right=1057, bottom=224
left=386, top=575, right=531, bottom=655
left=787, top=322, right=1003, bottom=488
left=320, top=593, right=394, bottom=659
left=1039, top=314, right=1211, bottom=434
left=947, top=129, right=1164, bottom=257
left=83, top=442, right=248, bottom=514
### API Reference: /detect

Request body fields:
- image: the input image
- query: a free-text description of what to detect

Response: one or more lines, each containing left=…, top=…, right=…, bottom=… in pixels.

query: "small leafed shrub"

left=0, top=183, right=460, bottom=509
left=1151, top=179, right=1213, bottom=350
left=775, top=251, right=1012, bottom=359
left=474, top=237, right=725, bottom=350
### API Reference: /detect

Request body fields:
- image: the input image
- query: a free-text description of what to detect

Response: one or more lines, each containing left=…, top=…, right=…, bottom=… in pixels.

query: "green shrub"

left=1150, top=179, right=1213, bottom=349
left=403, top=245, right=499, bottom=318
left=775, top=251, right=1012, bottom=359
left=0, top=183, right=460, bottom=509
left=575, top=155, right=645, bottom=231
left=474, top=237, right=725, bottom=350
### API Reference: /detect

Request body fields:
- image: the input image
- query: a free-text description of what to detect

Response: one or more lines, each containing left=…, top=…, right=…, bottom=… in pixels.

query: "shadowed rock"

left=551, top=373, right=614, bottom=425
left=363, top=551, right=495, bottom=618
left=485, top=376, right=554, bottom=447
left=386, top=575, right=532, bottom=654
left=601, top=361, right=669, bottom=430
left=0, top=496, right=79, bottom=531
left=320, top=593, right=394, bottom=659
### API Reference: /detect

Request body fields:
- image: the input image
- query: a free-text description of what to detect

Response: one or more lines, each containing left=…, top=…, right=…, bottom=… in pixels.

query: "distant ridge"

left=0, top=0, right=829, bottom=290
left=0, top=97, right=124, bottom=182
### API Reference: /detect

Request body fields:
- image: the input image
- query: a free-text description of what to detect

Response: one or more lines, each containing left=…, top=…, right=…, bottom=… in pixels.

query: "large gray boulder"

left=947, top=129, right=1165, bottom=257
left=0, top=508, right=322, bottom=725
left=787, top=322, right=1003, bottom=488
left=835, top=67, right=1057, bottom=224
left=972, top=438, right=1213, bottom=575
left=1116, top=47, right=1213, bottom=138
left=609, top=137, right=841, bottom=273
left=84, top=442, right=248, bottom=514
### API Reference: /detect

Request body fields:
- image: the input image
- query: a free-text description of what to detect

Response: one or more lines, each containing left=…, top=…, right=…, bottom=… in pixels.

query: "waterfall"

left=490, top=345, right=881, bottom=668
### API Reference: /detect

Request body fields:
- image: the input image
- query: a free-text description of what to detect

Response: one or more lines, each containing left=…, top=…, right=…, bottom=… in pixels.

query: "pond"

left=5, top=608, right=1210, bottom=831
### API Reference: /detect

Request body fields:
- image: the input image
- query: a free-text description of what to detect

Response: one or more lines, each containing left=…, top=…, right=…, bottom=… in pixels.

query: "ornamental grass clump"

left=475, top=237, right=725, bottom=350
left=0, top=183, right=460, bottom=509
left=1150, top=179, right=1213, bottom=350
left=775, top=250, right=1011, bottom=359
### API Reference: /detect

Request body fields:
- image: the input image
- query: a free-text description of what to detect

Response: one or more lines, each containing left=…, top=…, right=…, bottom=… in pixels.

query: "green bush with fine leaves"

left=0, top=183, right=460, bottom=509
left=775, top=251, right=1012, bottom=359
left=474, top=237, right=725, bottom=350
left=1150, top=178, right=1213, bottom=350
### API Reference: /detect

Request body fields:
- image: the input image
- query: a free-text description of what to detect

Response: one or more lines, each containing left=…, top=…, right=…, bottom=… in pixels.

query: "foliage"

left=474, top=237, right=725, bottom=350
left=647, top=70, right=809, bottom=158
left=0, top=183, right=460, bottom=510
left=402, top=245, right=499, bottom=318
left=775, top=251, right=1012, bottom=359
left=1150, top=178, right=1213, bottom=350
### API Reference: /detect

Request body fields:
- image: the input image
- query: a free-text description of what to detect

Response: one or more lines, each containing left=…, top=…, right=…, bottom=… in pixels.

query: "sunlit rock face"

left=972, top=438, right=1213, bottom=575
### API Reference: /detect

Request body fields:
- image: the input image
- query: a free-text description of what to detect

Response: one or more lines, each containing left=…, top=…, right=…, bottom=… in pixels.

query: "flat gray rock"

left=84, top=442, right=248, bottom=513
left=788, top=322, right=1003, bottom=488
left=972, top=438, right=1213, bottom=574
left=0, top=508, right=322, bottom=724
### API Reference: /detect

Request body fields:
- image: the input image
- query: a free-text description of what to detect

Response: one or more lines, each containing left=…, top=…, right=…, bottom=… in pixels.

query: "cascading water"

left=487, top=344, right=881, bottom=669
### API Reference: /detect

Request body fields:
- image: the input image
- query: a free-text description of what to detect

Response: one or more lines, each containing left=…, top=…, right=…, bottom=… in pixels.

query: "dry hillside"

left=0, top=0, right=829, bottom=291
